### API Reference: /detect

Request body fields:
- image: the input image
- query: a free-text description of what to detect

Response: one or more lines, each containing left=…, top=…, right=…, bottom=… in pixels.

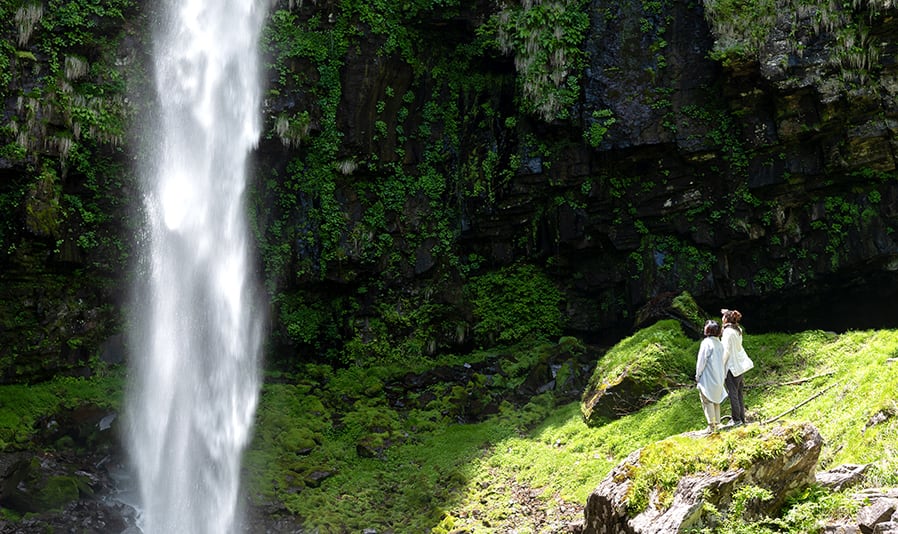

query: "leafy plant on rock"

left=482, top=0, right=591, bottom=121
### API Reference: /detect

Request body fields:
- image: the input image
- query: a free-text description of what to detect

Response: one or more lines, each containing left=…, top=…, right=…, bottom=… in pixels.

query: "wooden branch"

left=748, top=370, right=835, bottom=389
left=761, top=382, right=840, bottom=425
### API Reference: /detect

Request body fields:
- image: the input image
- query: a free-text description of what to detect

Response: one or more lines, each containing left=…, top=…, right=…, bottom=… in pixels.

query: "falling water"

left=127, top=1, right=268, bottom=533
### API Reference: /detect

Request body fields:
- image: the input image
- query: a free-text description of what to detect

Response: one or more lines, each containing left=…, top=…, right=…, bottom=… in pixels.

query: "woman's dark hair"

left=703, top=320, right=721, bottom=337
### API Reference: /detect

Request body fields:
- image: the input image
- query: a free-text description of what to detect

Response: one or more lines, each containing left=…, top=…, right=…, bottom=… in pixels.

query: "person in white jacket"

left=696, top=320, right=727, bottom=433
left=721, top=309, right=753, bottom=426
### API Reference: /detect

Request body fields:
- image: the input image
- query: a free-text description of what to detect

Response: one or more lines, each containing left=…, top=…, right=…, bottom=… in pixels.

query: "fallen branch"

left=761, top=382, right=840, bottom=425
left=748, top=370, right=835, bottom=389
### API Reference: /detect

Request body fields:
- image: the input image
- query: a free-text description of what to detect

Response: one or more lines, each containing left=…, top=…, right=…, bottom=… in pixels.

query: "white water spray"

left=127, top=1, right=268, bottom=532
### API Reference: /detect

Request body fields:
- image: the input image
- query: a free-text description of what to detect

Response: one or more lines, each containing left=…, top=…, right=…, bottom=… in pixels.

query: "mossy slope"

left=246, top=326, right=898, bottom=532
left=2, top=327, right=897, bottom=532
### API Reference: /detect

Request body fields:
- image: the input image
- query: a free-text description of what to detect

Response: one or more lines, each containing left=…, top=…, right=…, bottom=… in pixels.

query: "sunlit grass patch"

left=442, top=328, right=898, bottom=531
left=455, top=387, right=704, bottom=513
left=743, top=329, right=898, bottom=468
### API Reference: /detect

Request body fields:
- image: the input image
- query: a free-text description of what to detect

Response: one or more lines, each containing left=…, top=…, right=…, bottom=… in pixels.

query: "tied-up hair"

left=703, top=320, right=721, bottom=337
left=721, top=309, right=743, bottom=333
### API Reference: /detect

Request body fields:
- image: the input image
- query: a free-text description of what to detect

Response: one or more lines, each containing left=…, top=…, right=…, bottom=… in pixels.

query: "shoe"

left=733, top=420, right=744, bottom=426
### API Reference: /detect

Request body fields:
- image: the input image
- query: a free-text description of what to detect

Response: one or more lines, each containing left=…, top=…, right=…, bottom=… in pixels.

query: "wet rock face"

left=6, top=0, right=898, bottom=379
left=0, top=499, right=139, bottom=534
left=347, top=0, right=898, bottom=341
left=0, top=406, right=138, bottom=533
left=492, top=0, right=898, bottom=335
left=582, top=0, right=720, bottom=151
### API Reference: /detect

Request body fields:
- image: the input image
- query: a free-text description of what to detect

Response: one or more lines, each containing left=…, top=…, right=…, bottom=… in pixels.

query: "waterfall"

left=127, top=0, right=268, bottom=532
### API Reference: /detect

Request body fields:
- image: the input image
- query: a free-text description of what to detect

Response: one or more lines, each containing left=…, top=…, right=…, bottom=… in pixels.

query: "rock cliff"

left=3, top=0, right=898, bottom=377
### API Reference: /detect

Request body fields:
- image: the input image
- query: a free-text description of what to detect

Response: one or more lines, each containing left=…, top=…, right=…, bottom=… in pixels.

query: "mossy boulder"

left=1, top=456, right=92, bottom=513
left=633, top=291, right=710, bottom=339
left=580, top=320, right=694, bottom=427
left=583, top=422, right=823, bottom=534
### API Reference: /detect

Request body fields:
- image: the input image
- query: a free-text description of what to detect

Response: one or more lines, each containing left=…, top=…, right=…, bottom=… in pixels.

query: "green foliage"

left=274, top=290, right=347, bottom=354
left=776, top=484, right=859, bottom=533
left=21, top=0, right=135, bottom=145
left=466, top=264, right=564, bottom=345
left=813, top=194, right=867, bottom=270
left=704, top=0, right=885, bottom=86
left=681, top=102, right=749, bottom=175
left=38, top=475, right=83, bottom=510
left=0, top=38, right=12, bottom=92
left=42, top=0, right=132, bottom=38
left=641, top=234, right=716, bottom=286
left=584, top=109, right=617, bottom=148
left=257, top=0, right=596, bottom=345
left=692, top=482, right=860, bottom=533
left=63, top=143, right=131, bottom=268
left=257, top=4, right=486, bottom=288
left=702, top=0, right=776, bottom=60
left=0, top=0, right=135, bottom=287
left=24, top=167, right=62, bottom=237
left=341, top=0, right=462, bottom=63
left=0, top=374, right=123, bottom=450
left=671, top=291, right=708, bottom=332
left=245, top=345, right=561, bottom=532
left=481, top=0, right=590, bottom=120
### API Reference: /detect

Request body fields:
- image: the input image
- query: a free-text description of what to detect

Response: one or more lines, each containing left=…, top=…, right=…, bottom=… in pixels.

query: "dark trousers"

left=725, top=371, right=746, bottom=423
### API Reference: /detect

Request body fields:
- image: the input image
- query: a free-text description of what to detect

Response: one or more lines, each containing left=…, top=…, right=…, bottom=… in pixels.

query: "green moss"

left=584, top=109, right=617, bottom=147
left=24, top=167, right=62, bottom=237
left=704, top=0, right=884, bottom=87
left=246, top=372, right=528, bottom=531
left=38, top=475, right=81, bottom=510
left=482, top=0, right=590, bottom=120
left=582, top=319, right=693, bottom=408
left=466, top=264, right=565, bottom=346
left=0, top=373, right=123, bottom=450
left=671, top=291, right=710, bottom=332
left=778, top=484, right=860, bottom=532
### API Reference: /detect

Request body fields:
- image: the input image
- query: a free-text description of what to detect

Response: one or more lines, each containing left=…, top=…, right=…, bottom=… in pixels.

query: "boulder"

left=583, top=422, right=823, bottom=534
left=581, top=320, right=693, bottom=426
left=859, top=498, right=898, bottom=534
left=873, top=523, right=898, bottom=534
left=817, top=464, right=870, bottom=492
left=633, top=292, right=710, bottom=339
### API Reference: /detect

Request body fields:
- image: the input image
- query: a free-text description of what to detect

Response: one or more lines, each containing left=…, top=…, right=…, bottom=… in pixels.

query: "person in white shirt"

left=721, top=308, right=753, bottom=425
left=696, top=320, right=727, bottom=433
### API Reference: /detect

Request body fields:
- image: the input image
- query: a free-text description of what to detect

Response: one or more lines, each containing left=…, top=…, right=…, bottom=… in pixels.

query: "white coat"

left=722, top=325, right=754, bottom=377
left=696, top=336, right=728, bottom=404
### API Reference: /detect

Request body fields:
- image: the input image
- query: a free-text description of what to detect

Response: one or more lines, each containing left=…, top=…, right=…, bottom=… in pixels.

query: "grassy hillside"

left=438, top=327, right=898, bottom=532
left=3, top=325, right=897, bottom=532
left=244, top=325, right=898, bottom=532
